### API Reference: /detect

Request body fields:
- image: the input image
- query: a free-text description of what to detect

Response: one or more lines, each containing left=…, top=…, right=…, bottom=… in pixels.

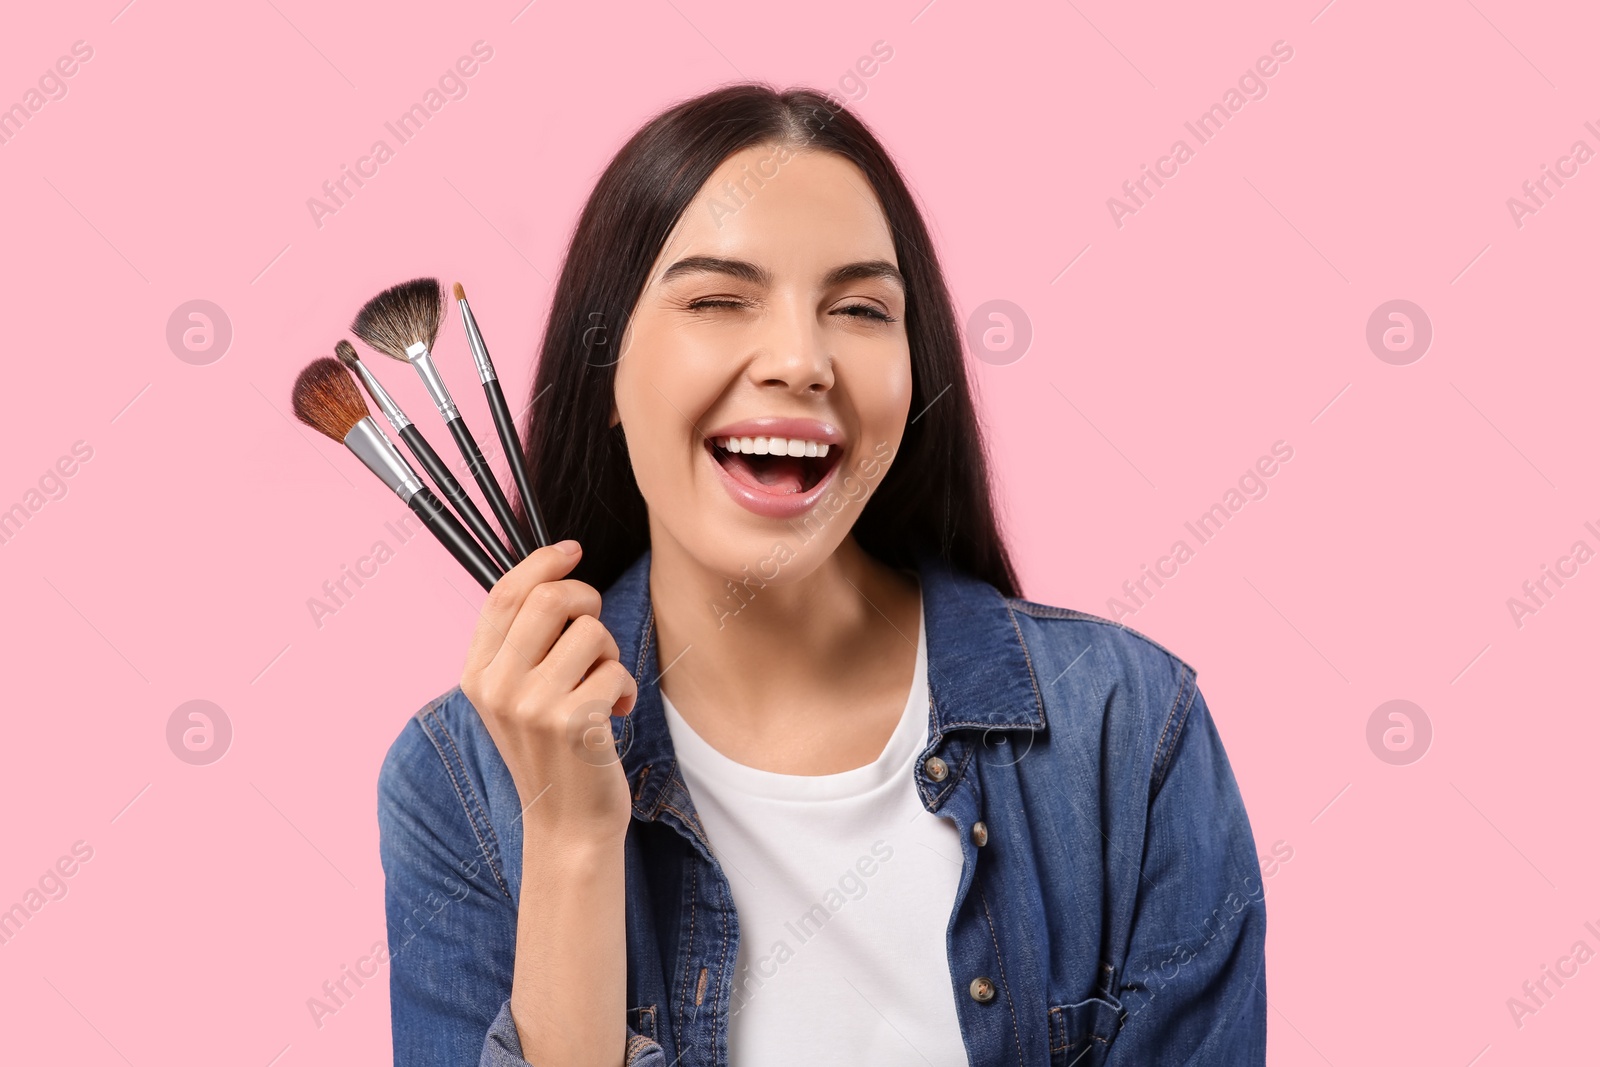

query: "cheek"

left=613, top=365, right=673, bottom=487
left=611, top=323, right=720, bottom=489
left=848, top=346, right=914, bottom=448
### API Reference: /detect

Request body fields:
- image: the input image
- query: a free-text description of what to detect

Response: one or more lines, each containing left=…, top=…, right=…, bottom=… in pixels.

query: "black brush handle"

left=447, top=415, right=534, bottom=560
left=398, top=424, right=517, bottom=572
left=408, top=487, right=501, bottom=591
left=484, top=379, right=551, bottom=549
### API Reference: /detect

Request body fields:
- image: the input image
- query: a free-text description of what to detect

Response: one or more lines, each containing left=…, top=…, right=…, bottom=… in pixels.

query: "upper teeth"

left=717, top=435, right=830, bottom=457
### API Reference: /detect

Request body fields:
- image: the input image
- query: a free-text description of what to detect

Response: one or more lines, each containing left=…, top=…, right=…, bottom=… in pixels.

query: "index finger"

left=463, top=540, right=584, bottom=677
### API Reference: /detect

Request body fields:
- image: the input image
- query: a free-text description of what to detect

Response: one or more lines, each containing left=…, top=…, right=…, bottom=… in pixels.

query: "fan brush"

left=351, top=278, right=535, bottom=559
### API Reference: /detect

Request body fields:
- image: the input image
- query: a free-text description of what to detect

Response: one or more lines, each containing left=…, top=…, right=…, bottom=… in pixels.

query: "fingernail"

left=554, top=539, right=581, bottom=555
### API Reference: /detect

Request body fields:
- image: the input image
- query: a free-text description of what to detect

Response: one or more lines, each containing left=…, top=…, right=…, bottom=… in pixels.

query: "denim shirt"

left=377, top=549, right=1267, bottom=1066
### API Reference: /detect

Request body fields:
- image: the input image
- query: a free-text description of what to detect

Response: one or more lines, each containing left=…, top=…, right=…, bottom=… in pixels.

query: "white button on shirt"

left=661, top=603, right=968, bottom=1065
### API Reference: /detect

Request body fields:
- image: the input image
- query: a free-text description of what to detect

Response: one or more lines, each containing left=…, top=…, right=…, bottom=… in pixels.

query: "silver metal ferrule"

left=343, top=417, right=424, bottom=503
left=350, top=359, right=411, bottom=433
left=458, top=298, right=496, bottom=384
left=406, top=342, right=458, bottom=420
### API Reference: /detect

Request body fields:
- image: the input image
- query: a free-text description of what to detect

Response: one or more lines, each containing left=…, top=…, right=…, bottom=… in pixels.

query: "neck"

left=647, top=529, right=921, bottom=736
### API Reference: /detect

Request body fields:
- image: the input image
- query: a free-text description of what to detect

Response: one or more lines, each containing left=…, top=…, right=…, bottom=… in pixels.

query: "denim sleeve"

left=378, top=714, right=665, bottom=1067
left=1107, top=683, right=1268, bottom=1066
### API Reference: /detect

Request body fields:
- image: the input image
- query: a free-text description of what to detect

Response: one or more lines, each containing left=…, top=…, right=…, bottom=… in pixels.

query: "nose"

left=745, top=299, right=834, bottom=395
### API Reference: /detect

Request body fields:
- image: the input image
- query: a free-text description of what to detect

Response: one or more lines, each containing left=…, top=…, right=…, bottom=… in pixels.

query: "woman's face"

left=612, top=144, right=913, bottom=584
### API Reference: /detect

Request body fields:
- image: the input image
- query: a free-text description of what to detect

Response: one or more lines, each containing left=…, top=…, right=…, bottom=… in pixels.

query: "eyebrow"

left=658, top=255, right=905, bottom=292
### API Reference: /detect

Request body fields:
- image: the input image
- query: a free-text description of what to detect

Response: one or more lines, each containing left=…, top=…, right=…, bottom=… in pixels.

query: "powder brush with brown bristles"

left=291, top=357, right=502, bottom=591
left=334, top=339, right=516, bottom=572
left=453, top=282, right=550, bottom=549
left=351, top=278, right=535, bottom=560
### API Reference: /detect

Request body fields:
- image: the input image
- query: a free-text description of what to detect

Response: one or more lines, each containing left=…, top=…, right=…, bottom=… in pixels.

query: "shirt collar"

left=601, top=548, right=1046, bottom=820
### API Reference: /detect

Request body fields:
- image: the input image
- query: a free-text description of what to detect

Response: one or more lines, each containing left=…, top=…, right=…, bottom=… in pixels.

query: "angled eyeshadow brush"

left=292, top=357, right=501, bottom=591
left=351, top=278, right=536, bottom=560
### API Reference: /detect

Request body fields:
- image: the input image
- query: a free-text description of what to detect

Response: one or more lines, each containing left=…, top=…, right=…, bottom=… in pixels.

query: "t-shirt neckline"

left=660, top=599, right=928, bottom=803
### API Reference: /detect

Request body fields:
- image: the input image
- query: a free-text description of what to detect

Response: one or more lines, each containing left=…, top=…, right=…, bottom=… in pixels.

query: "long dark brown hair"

left=516, top=83, right=1019, bottom=597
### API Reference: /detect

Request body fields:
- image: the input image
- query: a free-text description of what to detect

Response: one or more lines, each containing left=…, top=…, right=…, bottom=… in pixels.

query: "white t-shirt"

left=660, top=602, right=968, bottom=1065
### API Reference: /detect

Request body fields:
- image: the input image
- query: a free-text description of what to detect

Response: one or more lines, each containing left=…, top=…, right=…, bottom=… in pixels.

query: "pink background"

left=2, top=0, right=1595, bottom=1063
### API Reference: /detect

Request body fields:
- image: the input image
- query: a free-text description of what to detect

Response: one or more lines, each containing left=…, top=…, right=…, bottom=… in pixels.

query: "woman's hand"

left=462, top=540, right=636, bottom=1063
left=460, top=540, right=639, bottom=847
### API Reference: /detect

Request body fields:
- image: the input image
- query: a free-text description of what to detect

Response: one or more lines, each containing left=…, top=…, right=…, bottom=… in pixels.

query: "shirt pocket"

left=1048, top=995, right=1125, bottom=1067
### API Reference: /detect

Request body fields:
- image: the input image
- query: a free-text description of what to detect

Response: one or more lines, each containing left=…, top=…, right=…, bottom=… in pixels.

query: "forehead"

left=657, top=145, right=898, bottom=274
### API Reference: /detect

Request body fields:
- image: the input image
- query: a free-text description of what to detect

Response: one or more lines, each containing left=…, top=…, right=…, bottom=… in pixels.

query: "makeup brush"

left=292, top=358, right=502, bottom=591
left=334, top=340, right=517, bottom=573
left=453, top=282, right=550, bottom=549
left=351, top=278, right=536, bottom=560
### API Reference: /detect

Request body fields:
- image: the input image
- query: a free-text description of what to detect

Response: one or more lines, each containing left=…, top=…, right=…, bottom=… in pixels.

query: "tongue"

left=724, top=452, right=807, bottom=494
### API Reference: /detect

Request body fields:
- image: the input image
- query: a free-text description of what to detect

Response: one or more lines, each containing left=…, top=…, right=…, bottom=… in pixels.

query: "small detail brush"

left=292, top=358, right=502, bottom=591
left=334, top=339, right=517, bottom=572
left=352, top=278, right=536, bottom=560
left=453, top=282, right=550, bottom=549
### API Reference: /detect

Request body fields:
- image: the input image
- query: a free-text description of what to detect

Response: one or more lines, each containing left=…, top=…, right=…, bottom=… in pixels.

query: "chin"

left=670, top=520, right=846, bottom=591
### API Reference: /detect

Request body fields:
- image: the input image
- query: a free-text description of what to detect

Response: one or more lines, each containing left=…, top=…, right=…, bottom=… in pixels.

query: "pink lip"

left=704, top=416, right=844, bottom=444
left=701, top=417, right=846, bottom=521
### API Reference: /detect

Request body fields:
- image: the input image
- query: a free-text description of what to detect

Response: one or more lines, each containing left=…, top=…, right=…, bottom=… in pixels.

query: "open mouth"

left=706, top=434, right=841, bottom=496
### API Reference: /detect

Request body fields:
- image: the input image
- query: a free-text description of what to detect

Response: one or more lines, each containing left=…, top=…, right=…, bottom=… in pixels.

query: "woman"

left=377, top=83, right=1266, bottom=1067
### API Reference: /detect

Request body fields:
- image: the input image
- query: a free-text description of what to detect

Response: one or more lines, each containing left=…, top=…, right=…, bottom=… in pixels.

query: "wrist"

left=523, top=821, right=626, bottom=867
